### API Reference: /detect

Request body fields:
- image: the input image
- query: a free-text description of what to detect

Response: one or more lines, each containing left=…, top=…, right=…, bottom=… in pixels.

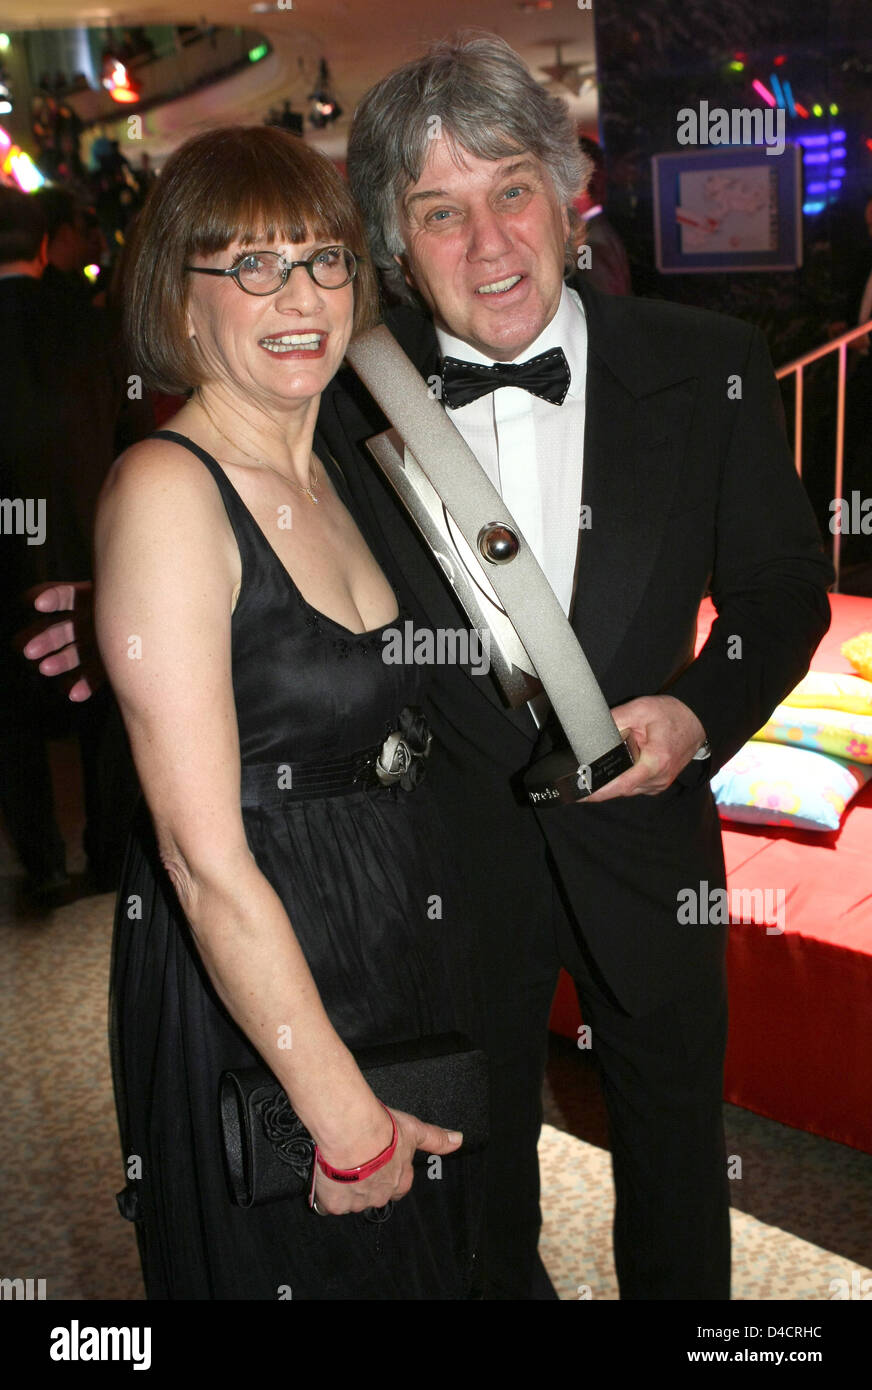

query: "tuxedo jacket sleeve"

left=662, top=322, right=833, bottom=775
left=316, top=286, right=833, bottom=1015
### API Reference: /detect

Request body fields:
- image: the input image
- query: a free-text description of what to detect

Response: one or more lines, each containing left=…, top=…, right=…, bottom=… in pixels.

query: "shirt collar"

left=435, top=283, right=586, bottom=401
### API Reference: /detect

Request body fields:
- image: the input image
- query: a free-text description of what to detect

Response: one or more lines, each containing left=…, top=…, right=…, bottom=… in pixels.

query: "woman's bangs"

left=187, top=162, right=346, bottom=259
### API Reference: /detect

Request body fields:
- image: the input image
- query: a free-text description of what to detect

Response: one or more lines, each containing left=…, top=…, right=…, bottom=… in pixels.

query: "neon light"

left=9, top=148, right=45, bottom=191
left=752, top=79, right=776, bottom=107
left=774, top=54, right=787, bottom=66
left=770, top=73, right=786, bottom=108
left=831, top=168, right=846, bottom=177
left=105, top=59, right=138, bottom=104
left=812, top=103, right=823, bottom=116
left=796, top=134, right=829, bottom=146
left=805, top=182, right=827, bottom=193
left=828, top=179, right=842, bottom=189
left=829, top=103, right=839, bottom=115
left=803, top=153, right=829, bottom=164
left=794, top=103, right=809, bottom=118
left=2, top=135, right=46, bottom=192
left=831, top=130, right=846, bottom=141
left=83, top=263, right=100, bottom=283
left=248, top=44, right=268, bottom=62
left=830, top=147, right=847, bottom=160
left=865, top=138, right=872, bottom=153
left=803, top=201, right=825, bottom=214
left=782, top=80, right=796, bottom=117
left=728, top=60, right=744, bottom=72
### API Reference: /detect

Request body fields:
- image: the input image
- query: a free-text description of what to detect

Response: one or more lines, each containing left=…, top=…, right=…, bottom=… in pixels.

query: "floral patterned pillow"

left=711, top=742, right=872, bottom=831
left=751, top=706, right=872, bottom=763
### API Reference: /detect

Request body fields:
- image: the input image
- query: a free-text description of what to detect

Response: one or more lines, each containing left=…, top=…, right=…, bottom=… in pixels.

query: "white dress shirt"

left=436, top=285, right=587, bottom=616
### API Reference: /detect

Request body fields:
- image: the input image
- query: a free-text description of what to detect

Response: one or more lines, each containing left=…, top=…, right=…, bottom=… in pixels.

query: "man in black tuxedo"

left=317, top=34, right=832, bottom=1299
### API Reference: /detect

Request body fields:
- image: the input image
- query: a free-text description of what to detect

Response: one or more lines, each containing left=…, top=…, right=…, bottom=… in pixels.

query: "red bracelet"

left=313, top=1104, right=398, bottom=1186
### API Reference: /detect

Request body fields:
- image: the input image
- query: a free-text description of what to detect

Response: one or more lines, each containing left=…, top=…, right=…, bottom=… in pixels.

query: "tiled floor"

left=543, top=1041, right=872, bottom=1298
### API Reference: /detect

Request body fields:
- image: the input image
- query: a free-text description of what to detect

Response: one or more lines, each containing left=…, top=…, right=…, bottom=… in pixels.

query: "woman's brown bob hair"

left=125, top=125, right=380, bottom=395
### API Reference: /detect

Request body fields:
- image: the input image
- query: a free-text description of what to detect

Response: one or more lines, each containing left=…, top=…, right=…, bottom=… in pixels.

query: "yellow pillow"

left=842, top=633, right=872, bottom=683
left=783, top=670, right=872, bottom=715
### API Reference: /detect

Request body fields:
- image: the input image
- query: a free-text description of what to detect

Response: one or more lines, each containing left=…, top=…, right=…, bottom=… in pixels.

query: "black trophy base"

left=523, top=740, right=635, bottom=807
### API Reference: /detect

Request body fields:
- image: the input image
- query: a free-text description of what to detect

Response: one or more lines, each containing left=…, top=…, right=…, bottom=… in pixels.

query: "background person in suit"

left=571, top=135, right=632, bottom=296
left=0, top=187, right=70, bottom=898
left=1, top=185, right=149, bottom=897
left=22, top=34, right=832, bottom=1300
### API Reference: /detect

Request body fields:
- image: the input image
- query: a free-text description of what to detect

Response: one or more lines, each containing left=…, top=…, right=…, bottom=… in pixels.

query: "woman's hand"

left=311, top=1108, right=463, bottom=1215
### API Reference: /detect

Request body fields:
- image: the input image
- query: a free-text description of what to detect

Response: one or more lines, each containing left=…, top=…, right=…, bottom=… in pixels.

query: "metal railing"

left=66, top=29, right=266, bottom=126
left=776, top=317, right=872, bottom=591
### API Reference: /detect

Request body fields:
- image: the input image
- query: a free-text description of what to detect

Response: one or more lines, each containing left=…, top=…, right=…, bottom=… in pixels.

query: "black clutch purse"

left=219, top=1031, right=489, bottom=1207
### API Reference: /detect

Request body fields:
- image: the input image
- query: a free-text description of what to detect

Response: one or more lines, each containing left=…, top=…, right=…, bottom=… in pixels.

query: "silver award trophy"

left=346, top=328, right=636, bottom=805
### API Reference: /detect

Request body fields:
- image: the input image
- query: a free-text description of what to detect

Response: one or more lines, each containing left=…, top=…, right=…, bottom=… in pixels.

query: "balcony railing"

left=776, top=318, right=872, bottom=591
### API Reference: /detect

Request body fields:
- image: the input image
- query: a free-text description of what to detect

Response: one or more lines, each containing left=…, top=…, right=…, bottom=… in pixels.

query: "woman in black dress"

left=95, top=125, right=480, bottom=1299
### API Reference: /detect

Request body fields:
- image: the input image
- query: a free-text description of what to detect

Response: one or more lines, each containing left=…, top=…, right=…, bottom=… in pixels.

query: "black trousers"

left=552, top=876, right=732, bottom=1300
left=0, top=651, right=135, bottom=892
left=398, top=760, right=731, bottom=1300
left=0, top=648, right=67, bottom=884
left=462, top=832, right=557, bottom=1298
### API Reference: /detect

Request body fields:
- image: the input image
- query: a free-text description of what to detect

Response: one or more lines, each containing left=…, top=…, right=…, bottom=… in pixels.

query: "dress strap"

left=150, top=428, right=263, bottom=578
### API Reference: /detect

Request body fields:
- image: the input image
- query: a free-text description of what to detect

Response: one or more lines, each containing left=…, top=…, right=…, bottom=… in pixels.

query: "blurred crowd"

left=0, top=182, right=155, bottom=902
left=30, top=98, right=153, bottom=253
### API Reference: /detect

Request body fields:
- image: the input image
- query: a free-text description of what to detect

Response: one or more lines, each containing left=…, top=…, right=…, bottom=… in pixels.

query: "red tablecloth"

left=550, top=593, right=872, bottom=1152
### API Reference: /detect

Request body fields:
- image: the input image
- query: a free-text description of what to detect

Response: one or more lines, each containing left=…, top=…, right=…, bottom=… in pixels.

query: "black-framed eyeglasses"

left=183, top=245, right=360, bottom=296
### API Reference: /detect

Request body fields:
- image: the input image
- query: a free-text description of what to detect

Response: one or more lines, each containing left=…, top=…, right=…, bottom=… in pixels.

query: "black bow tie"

left=440, top=347, right=571, bottom=410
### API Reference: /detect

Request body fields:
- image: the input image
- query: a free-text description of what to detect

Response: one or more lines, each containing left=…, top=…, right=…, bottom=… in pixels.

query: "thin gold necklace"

left=195, top=389, right=321, bottom=505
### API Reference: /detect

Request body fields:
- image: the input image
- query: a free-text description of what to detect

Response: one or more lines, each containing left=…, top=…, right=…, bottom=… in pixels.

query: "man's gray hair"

left=347, top=32, right=590, bottom=305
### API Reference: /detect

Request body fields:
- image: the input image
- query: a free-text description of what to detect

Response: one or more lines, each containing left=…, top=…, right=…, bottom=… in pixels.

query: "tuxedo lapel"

left=570, top=283, right=699, bottom=685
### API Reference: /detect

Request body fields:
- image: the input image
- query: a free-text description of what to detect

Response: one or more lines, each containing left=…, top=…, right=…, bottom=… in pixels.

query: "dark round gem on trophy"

left=478, top=523, right=520, bottom=565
